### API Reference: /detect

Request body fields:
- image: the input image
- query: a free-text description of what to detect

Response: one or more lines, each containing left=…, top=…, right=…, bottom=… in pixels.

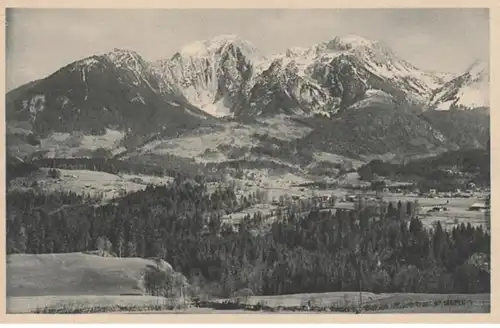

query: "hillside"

left=420, top=109, right=490, bottom=149
left=7, top=252, right=184, bottom=297
left=430, top=61, right=489, bottom=110
left=294, top=106, right=451, bottom=159
left=5, top=34, right=489, bottom=164
left=357, top=147, right=490, bottom=192
left=5, top=49, right=216, bottom=159
left=7, top=180, right=490, bottom=298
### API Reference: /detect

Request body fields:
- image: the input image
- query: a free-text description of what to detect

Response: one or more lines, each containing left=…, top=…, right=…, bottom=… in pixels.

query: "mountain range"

left=6, top=34, right=490, bottom=165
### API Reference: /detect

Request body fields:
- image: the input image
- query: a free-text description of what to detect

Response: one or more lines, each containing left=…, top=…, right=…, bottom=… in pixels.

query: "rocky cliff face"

left=152, top=34, right=474, bottom=117
left=6, top=34, right=489, bottom=160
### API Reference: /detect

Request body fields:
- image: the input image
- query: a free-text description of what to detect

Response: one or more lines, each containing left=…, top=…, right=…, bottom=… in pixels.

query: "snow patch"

left=431, top=61, right=489, bottom=110
left=435, top=100, right=455, bottom=111
left=333, top=35, right=376, bottom=48
left=179, top=34, right=261, bottom=62
left=200, top=100, right=232, bottom=118
left=348, top=89, right=395, bottom=109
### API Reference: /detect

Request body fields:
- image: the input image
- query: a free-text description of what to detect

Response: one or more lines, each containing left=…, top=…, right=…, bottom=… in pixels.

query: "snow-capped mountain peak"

left=65, top=49, right=146, bottom=74
left=311, top=35, right=393, bottom=60
left=177, top=34, right=262, bottom=62
left=103, top=48, right=148, bottom=71
left=149, top=34, right=488, bottom=117
left=154, top=34, right=459, bottom=117
left=324, top=35, right=378, bottom=50
left=153, top=35, right=265, bottom=118
left=466, top=60, right=489, bottom=81
left=6, top=33, right=490, bottom=162
left=430, top=59, right=489, bottom=110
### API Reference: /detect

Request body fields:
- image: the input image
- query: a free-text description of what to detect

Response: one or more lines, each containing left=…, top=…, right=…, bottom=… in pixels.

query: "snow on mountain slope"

left=245, top=58, right=336, bottom=116
left=5, top=48, right=215, bottom=160
left=304, top=36, right=447, bottom=104
left=347, top=89, right=396, bottom=110
left=153, top=34, right=455, bottom=117
left=179, top=34, right=261, bottom=61
left=430, top=60, right=489, bottom=110
left=272, top=35, right=449, bottom=111
left=153, top=35, right=262, bottom=117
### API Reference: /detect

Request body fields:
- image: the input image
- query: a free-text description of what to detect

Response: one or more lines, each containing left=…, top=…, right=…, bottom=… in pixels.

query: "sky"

left=6, top=8, right=489, bottom=91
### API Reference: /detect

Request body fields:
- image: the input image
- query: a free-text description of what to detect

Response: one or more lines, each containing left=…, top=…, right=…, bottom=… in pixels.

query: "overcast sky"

left=6, top=8, right=489, bottom=91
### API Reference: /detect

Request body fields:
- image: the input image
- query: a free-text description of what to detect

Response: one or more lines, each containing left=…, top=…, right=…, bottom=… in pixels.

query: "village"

left=258, top=179, right=491, bottom=232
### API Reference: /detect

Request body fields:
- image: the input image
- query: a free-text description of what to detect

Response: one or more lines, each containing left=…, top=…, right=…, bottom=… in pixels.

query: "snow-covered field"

left=6, top=252, right=181, bottom=313
left=226, top=291, right=390, bottom=308
left=7, top=295, right=170, bottom=314
left=214, top=291, right=489, bottom=312
left=6, top=253, right=173, bottom=297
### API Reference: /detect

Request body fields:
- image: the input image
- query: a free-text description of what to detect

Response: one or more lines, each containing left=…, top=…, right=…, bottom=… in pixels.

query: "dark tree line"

left=5, top=156, right=223, bottom=184
left=6, top=162, right=40, bottom=182
left=358, top=148, right=490, bottom=192
left=32, top=157, right=199, bottom=178
left=7, top=180, right=490, bottom=297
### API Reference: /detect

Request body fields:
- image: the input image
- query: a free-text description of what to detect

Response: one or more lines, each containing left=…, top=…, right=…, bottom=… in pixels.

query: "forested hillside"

left=7, top=179, right=490, bottom=297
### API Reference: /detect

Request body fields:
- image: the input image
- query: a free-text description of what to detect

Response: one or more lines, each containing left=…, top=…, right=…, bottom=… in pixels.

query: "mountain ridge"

left=150, top=34, right=487, bottom=117
left=6, top=34, right=490, bottom=163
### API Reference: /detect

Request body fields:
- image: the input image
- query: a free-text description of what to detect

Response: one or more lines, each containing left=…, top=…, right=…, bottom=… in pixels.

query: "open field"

left=221, top=203, right=279, bottom=223
left=8, top=126, right=127, bottom=159
left=7, top=253, right=176, bottom=299
left=8, top=168, right=174, bottom=200
left=134, top=117, right=312, bottom=164
left=133, top=304, right=490, bottom=313
left=8, top=292, right=490, bottom=314
left=8, top=164, right=486, bottom=231
left=6, top=253, right=187, bottom=313
left=7, top=252, right=489, bottom=314
left=209, top=292, right=489, bottom=310
left=222, top=291, right=389, bottom=308
left=366, top=304, right=490, bottom=313
left=220, top=168, right=486, bottom=227
left=6, top=164, right=489, bottom=313
left=220, top=170, right=487, bottom=230
left=381, top=193, right=487, bottom=229
left=7, top=295, right=171, bottom=314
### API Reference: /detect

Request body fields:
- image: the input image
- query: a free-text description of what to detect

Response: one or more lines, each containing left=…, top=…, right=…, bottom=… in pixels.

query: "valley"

left=5, top=31, right=490, bottom=314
